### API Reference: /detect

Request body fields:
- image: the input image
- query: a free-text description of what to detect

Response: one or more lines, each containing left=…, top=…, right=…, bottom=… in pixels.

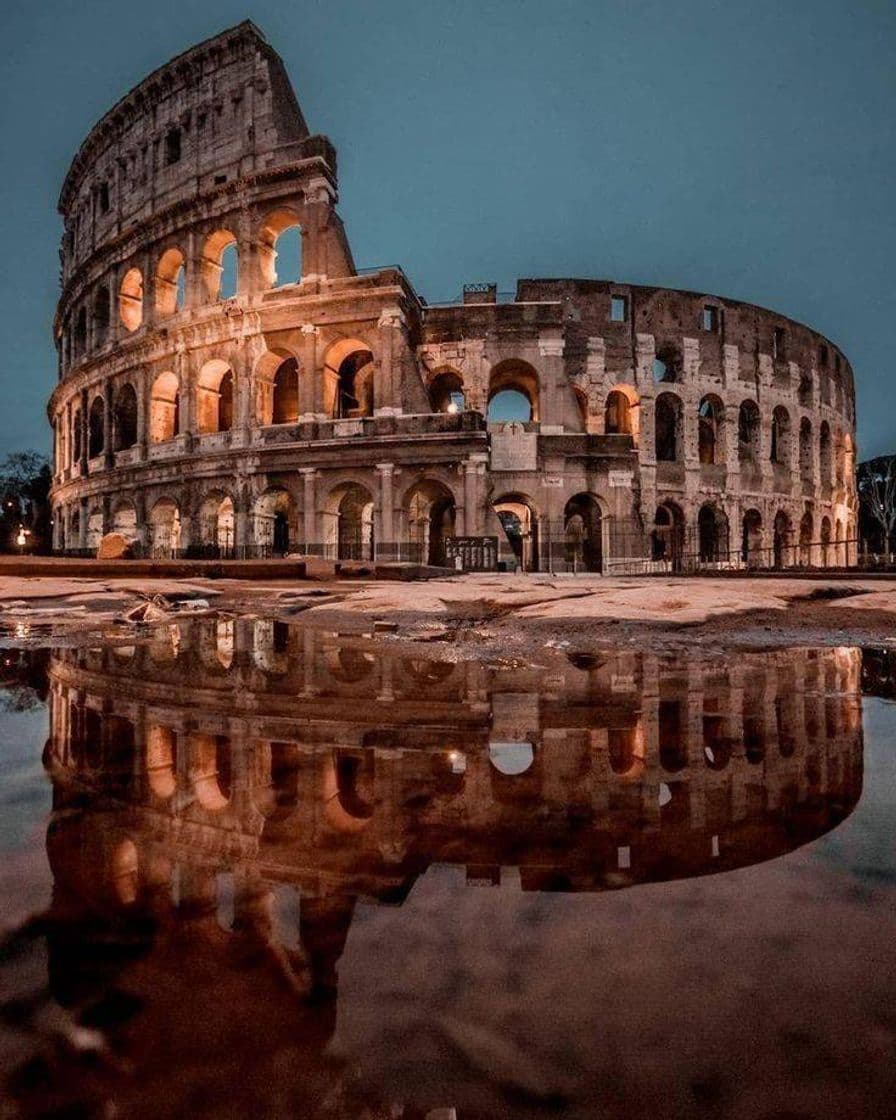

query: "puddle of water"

left=0, top=625, right=894, bottom=1119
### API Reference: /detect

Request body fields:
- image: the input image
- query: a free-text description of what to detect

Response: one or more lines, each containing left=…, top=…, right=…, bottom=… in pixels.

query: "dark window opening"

left=99, top=182, right=110, bottom=214
left=702, top=306, right=719, bottom=332
left=819, top=344, right=828, bottom=367
left=165, top=128, right=182, bottom=165
left=773, top=326, right=786, bottom=361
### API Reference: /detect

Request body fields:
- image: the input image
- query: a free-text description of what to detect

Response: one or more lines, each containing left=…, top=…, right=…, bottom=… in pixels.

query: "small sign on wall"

left=608, top=470, right=634, bottom=488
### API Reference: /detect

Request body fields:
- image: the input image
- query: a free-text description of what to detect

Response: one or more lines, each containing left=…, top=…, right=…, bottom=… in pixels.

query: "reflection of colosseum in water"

left=49, top=21, right=857, bottom=571
left=44, top=630, right=864, bottom=991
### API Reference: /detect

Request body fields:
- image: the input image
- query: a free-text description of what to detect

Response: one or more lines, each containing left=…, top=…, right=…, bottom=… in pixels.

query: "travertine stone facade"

left=48, top=21, right=858, bottom=570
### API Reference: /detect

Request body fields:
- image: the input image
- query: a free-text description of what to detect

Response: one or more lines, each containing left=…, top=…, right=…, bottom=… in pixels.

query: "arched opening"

left=489, top=741, right=535, bottom=775
left=799, top=511, right=814, bottom=566
left=770, top=406, right=791, bottom=464
left=487, top=360, right=540, bottom=423
left=88, top=396, right=105, bottom=458
left=820, top=516, right=832, bottom=567
left=74, top=306, right=87, bottom=356
left=325, top=482, right=375, bottom=561
left=113, top=383, right=138, bottom=450
left=493, top=494, right=539, bottom=571
left=199, top=493, right=235, bottom=556
left=190, top=734, right=232, bottom=812
left=563, top=493, right=603, bottom=572
left=150, top=372, right=180, bottom=442
left=254, top=488, right=297, bottom=555
left=698, top=396, right=723, bottom=464
left=149, top=498, right=181, bottom=558
left=155, top=247, right=186, bottom=316
left=258, top=209, right=303, bottom=288
left=272, top=357, right=299, bottom=424
left=652, top=344, right=681, bottom=384
left=404, top=480, right=457, bottom=565
left=651, top=503, right=685, bottom=570
left=429, top=369, right=465, bottom=414
left=323, top=339, right=375, bottom=419
left=196, top=360, right=234, bottom=433
left=93, top=285, right=110, bottom=344
left=605, top=387, right=638, bottom=437
left=738, top=400, right=761, bottom=464
left=773, top=510, right=792, bottom=568
left=655, top=392, right=682, bottom=462
left=799, top=418, right=813, bottom=479
left=698, top=503, right=729, bottom=563
left=202, top=230, right=238, bottom=301
left=119, top=268, right=144, bottom=332
left=111, top=500, right=138, bottom=542
left=819, top=422, right=833, bottom=486
left=741, top=509, right=763, bottom=566
left=147, top=726, right=177, bottom=799
left=326, top=749, right=375, bottom=829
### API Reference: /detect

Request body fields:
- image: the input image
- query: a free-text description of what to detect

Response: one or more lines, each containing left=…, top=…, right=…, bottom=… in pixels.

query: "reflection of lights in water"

left=704, top=746, right=716, bottom=764
left=447, top=750, right=466, bottom=774
left=658, top=782, right=672, bottom=807
left=489, top=741, right=534, bottom=775
left=14, top=622, right=30, bottom=640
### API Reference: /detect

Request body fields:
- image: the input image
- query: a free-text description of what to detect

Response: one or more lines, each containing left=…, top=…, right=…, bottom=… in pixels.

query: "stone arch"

left=493, top=492, right=540, bottom=571
left=202, top=229, right=238, bottom=301
left=819, top=421, right=833, bottom=486
left=799, top=417, right=813, bottom=479
left=402, top=478, right=457, bottom=565
left=770, top=405, right=791, bottom=464
left=88, top=395, right=105, bottom=459
left=323, top=338, right=375, bottom=418
left=113, top=382, right=138, bottom=450
left=149, top=497, right=181, bottom=557
left=605, top=385, right=639, bottom=440
left=741, top=508, right=763, bottom=566
left=119, top=267, right=143, bottom=332
left=74, top=305, right=87, bottom=357
left=820, top=516, right=832, bottom=567
left=738, top=400, right=761, bottom=463
left=652, top=342, right=682, bottom=384
left=773, top=510, right=793, bottom=568
left=111, top=498, right=138, bottom=542
left=198, top=491, right=236, bottom=554
left=428, top=368, right=465, bottom=414
left=697, top=502, right=729, bottom=563
left=253, top=349, right=300, bottom=426
left=563, top=492, right=605, bottom=572
left=190, top=733, right=231, bottom=812
left=258, top=207, right=303, bottom=288
left=799, top=510, right=814, bottom=566
left=147, top=726, right=177, bottom=799
left=651, top=502, right=685, bottom=570
left=155, top=247, right=186, bottom=316
left=196, top=359, right=234, bottom=433
left=323, top=749, right=375, bottom=833
left=254, top=487, right=298, bottom=555
left=698, top=395, right=724, bottom=464
left=655, top=392, right=682, bottom=462
left=487, top=359, right=540, bottom=422
left=325, top=481, right=375, bottom=561
left=71, top=405, right=83, bottom=463
left=150, top=371, right=180, bottom=442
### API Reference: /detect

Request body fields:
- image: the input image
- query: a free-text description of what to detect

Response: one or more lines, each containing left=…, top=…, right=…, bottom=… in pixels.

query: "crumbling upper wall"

left=58, top=21, right=311, bottom=276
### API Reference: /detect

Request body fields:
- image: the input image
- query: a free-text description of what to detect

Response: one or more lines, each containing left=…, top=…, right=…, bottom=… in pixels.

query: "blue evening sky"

left=0, top=0, right=893, bottom=456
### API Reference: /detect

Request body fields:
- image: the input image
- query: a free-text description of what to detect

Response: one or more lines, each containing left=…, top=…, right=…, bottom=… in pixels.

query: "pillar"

left=376, top=463, right=395, bottom=559
left=300, top=468, right=317, bottom=552
left=301, top=324, right=321, bottom=419
left=375, top=308, right=405, bottom=416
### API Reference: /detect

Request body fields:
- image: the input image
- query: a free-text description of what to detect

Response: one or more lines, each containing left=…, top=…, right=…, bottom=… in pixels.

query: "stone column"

left=376, top=463, right=395, bottom=559
left=300, top=324, right=321, bottom=419
left=463, top=453, right=488, bottom=536
left=300, top=468, right=317, bottom=552
left=78, top=496, right=88, bottom=549
left=375, top=308, right=405, bottom=416
left=79, top=389, right=89, bottom=474
left=136, top=368, right=148, bottom=460
left=103, top=381, right=114, bottom=469
left=176, top=346, right=193, bottom=443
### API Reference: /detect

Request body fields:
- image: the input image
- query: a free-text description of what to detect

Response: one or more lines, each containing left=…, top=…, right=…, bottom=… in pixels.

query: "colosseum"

left=48, top=21, right=858, bottom=572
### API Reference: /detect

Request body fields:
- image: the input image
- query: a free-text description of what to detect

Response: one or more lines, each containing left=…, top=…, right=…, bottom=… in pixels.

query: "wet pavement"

left=0, top=625, right=894, bottom=1119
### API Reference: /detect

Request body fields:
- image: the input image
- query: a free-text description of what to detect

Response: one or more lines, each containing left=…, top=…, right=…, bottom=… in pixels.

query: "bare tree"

left=858, top=455, right=896, bottom=560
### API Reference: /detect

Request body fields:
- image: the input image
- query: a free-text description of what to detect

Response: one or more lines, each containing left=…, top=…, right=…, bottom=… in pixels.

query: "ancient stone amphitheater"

left=48, top=21, right=857, bottom=571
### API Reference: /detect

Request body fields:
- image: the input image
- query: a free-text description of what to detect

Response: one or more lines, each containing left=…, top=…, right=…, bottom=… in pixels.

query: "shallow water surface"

left=0, top=627, right=894, bottom=1119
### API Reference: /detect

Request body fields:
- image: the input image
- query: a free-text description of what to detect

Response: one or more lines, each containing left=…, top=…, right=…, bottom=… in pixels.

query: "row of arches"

left=63, top=210, right=305, bottom=363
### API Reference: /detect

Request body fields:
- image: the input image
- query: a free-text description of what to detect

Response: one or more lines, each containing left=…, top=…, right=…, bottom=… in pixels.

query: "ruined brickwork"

left=48, top=22, right=858, bottom=571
